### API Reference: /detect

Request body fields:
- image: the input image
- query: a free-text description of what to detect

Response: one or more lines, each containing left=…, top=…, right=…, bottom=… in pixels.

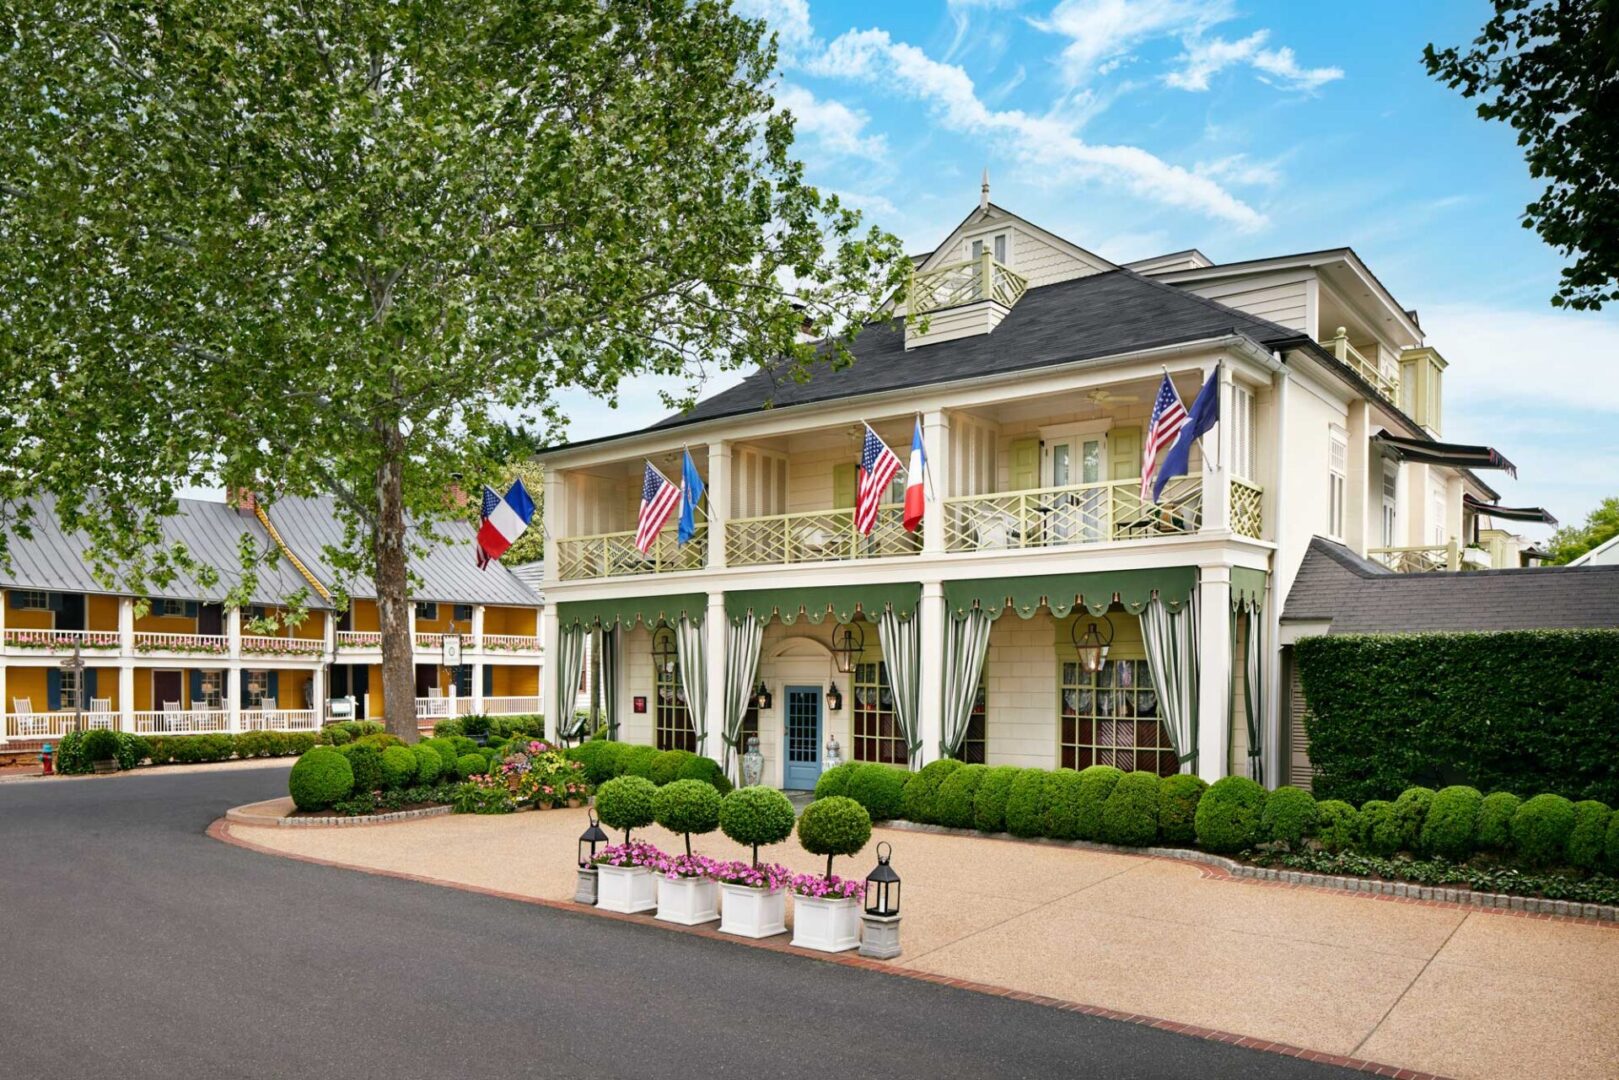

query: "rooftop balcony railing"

left=241, top=635, right=325, bottom=658
left=1367, top=540, right=1492, bottom=573
left=1321, top=326, right=1400, bottom=403
left=132, top=632, right=230, bottom=656
left=943, top=476, right=1204, bottom=552
left=727, top=505, right=921, bottom=566
left=910, top=251, right=1028, bottom=315
left=557, top=524, right=708, bottom=581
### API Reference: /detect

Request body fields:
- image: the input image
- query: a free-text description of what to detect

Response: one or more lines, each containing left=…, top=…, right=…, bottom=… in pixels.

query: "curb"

left=208, top=816, right=1456, bottom=1080
left=879, top=820, right=1619, bottom=926
left=225, top=799, right=453, bottom=828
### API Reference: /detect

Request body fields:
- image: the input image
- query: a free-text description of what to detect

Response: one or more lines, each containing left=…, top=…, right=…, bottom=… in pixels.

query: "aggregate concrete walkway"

left=226, top=801, right=1619, bottom=1080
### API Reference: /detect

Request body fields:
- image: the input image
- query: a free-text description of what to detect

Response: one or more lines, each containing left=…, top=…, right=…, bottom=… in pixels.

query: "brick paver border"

left=211, top=816, right=1456, bottom=1080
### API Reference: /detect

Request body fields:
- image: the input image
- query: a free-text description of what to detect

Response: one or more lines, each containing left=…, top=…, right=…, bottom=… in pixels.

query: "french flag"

left=476, top=480, right=535, bottom=568
left=903, top=419, right=926, bottom=532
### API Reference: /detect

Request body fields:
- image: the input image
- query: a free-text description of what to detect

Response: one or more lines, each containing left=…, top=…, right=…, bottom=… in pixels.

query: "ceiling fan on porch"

left=1086, top=388, right=1140, bottom=406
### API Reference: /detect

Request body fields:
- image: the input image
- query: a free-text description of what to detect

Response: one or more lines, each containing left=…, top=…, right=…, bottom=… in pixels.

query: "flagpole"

left=915, top=412, right=938, bottom=503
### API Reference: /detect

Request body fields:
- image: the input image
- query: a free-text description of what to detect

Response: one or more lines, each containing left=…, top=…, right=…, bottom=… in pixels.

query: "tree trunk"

left=374, top=428, right=418, bottom=743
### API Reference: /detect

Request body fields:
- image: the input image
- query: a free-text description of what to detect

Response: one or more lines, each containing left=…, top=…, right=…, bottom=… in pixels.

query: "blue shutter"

left=188, top=670, right=203, bottom=707
left=47, top=669, right=62, bottom=711
left=184, top=601, right=199, bottom=619
left=482, top=666, right=493, bottom=696
left=240, top=675, right=251, bottom=707
left=267, top=671, right=279, bottom=703
left=453, top=604, right=473, bottom=622
left=46, top=592, right=65, bottom=612
left=84, top=669, right=98, bottom=701
left=6, top=591, right=18, bottom=609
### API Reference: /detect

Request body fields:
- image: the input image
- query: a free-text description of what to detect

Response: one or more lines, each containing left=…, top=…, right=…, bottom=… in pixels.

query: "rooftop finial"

left=980, top=167, right=990, bottom=210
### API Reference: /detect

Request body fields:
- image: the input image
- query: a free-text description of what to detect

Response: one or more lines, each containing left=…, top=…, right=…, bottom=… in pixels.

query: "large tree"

left=0, top=1, right=904, bottom=739
left=1425, top=0, right=1619, bottom=309
left=1544, top=494, right=1619, bottom=563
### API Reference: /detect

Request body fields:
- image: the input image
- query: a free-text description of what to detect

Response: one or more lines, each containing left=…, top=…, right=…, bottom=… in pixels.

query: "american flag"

left=1141, top=374, right=1189, bottom=502
left=476, top=486, right=501, bottom=569
left=855, top=425, right=902, bottom=536
left=635, top=463, right=682, bottom=554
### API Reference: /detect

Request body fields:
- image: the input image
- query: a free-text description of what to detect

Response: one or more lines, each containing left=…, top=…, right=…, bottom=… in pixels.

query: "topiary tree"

left=1040, top=768, right=1085, bottom=840
left=654, top=779, right=722, bottom=856
left=973, top=766, right=1022, bottom=833
left=1005, top=768, right=1050, bottom=838
left=796, top=795, right=872, bottom=881
left=1477, top=791, right=1522, bottom=852
left=650, top=749, right=696, bottom=787
left=342, top=744, right=385, bottom=792
left=935, top=764, right=987, bottom=829
left=1101, top=771, right=1161, bottom=847
left=845, top=763, right=908, bottom=822
left=1193, top=776, right=1267, bottom=854
left=1072, top=765, right=1124, bottom=842
left=411, top=744, right=442, bottom=785
left=1511, top=793, right=1576, bottom=868
left=1260, top=786, right=1318, bottom=850
left=901, top=759, right=963, bottom=824
left=379, top=745, right=419, bottom=790
left=454, top=752, right=488, bottom=782
left=595, top=775, right=658, bottom=844
left=289, top=750, right=355, bottom=811
left=813, top=761, right=860, bottom=801
left=1422, top=786, right=1483, bottom=859
left=1315, top=799, right=1359, bottom=854
left=1157, top=774, right=1207, bottom=845
left=1567, top=800, right=1612, bottom=871
left=1357, top=800, right=1402, bottom=855
left=1391, top=787, right=1435, bottom=851
left=719, top=785, right=796, bottom=867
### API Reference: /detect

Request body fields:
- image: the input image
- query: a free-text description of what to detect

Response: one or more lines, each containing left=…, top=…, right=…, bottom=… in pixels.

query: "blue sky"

left=550, top=0, right=1617, bottom=536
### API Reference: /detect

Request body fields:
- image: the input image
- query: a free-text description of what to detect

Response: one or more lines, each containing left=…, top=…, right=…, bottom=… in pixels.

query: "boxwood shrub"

left=1101, top=771, right=1161, bottom=847
left=653, top=779, right=722, bottom=855
left=1004, top=768, right=1050, bottom=838
left=934, top=764, right=987, bottom=830
left=1072, top=765, right=1124, bottom=842
left=421, top=737, right=459, bottom=776
left=1314, top=799, right=1359, bottom=853
left=411, top=744, right=442, bottom=785
left=1357, top=800, right=1401, bottom=856
left=845, top=763, right=908, bottom=822
left=621, top=744, right=661, bottom=780
left=566, top=740, right=627, bottom=786
left=1260, top=786, right=1317, bottom=849
left=1157, top=774, right=1207, bottom=845
left=1391, top=787, right=1435, bottom=851
left=973, top=766, right=1023, bottom=833
left=1040, top=768, right=1086, bottom=840
left=289, top=750, right=355, bottom=811
left=719, top=785, right=796, bottom=866
left=1567, top=800, right=1612, bottom=871
left=453, top=752, right=486, bottom=781
left=1193, top=776, right=1266, bottom=854
left=650, top=749, right=696, bottom=787
left=675, top=754, right=732, bottom=794
left=1511, top=793, right=1576, bottom=868
left=339, top=744, right=385, bottom=792
left=814, top=762, right=860, bottom=800
left=81, top=728, right=121, bottom=763
left=595, top=775, right=658, bottom=842
left=796, top=795, right=873, bottom=879
left=1476, top=792, right=1522, bottom=852
left=901, top=759, right=963, bottom=824
left=379, top=745, right=418, bottom=789
left=1421, top=785, right=1482, bottom=859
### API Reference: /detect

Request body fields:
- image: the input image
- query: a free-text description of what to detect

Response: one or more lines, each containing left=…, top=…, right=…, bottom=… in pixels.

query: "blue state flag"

left=678, top=449, right=705, bottom=544
left=1152, top=367, right=1220, bottom=503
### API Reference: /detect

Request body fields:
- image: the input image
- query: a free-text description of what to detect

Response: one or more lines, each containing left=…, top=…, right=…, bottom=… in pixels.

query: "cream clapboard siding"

left=1182, top=272, right=1312, bottom=334
left=983, top=614, right=1060, bottom=768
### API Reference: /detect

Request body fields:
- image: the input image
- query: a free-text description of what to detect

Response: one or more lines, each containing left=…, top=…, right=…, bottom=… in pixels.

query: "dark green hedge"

left=1296, top=630, right=1619, bottom=805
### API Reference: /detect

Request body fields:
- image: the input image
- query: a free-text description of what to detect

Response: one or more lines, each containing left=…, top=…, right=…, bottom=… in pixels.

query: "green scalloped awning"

left=558, top=593, right=707, bottom=630
left=725, top=583, right=920, bottom=626
left=943, top=568, right=1197, bottom=621
left=1231, top=567, right=1268, bottom=611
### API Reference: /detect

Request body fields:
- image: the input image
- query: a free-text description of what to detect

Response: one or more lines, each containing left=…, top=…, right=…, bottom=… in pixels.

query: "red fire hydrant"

left=40, top=743, right=54, bottom=776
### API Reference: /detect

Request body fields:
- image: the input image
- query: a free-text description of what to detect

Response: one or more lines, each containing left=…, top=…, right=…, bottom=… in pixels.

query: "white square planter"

left=655, top=875, right=720, bottom=926
left=595, top=864, right=657, bottom=914
left=717, top=882, right=787, bottom=938
left=791, top=894, right=861, bottom=952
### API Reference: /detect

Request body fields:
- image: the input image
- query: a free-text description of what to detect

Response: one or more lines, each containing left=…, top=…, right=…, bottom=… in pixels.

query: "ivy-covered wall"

left=1296, top=629, right=1619, bottom=805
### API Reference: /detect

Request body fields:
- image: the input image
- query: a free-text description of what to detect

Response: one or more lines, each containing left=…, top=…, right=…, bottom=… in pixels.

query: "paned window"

left=59, top=667, right=83, bottom=710
left=1431, top=479, right=1448, bottom=545
left=151, top=598, right=188, bottom=618
left=1328, top=427, right=1348, bottom=539
left=454, top=664, right=473, bottom=698
left=1060, top=659, right=1178, bottom=777
left=1231, top=384, right=1255, bottom=481
left=959, top=679, right=987, bottom=764
left=12, top=590, right=50, bottom=610
left=652, top=626, right=695, bottom=752
left=198, top=671, right=223, bottom=709
left=415, top=601, right=438, bottom=621
left=1381, top=463, right=1399, bottom=547
left=852, top=661, right=906, bottom=765
left=452, top=604, right=473, bottom=622
left=245, top=670, right=270, bottom=707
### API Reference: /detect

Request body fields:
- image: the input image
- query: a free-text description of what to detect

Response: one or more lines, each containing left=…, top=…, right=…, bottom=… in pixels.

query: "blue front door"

left=783, top=685, right=822, bottom=790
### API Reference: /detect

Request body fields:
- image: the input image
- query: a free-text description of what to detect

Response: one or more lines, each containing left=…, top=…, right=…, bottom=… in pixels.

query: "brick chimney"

left=234, top=488, right=258, bottom=516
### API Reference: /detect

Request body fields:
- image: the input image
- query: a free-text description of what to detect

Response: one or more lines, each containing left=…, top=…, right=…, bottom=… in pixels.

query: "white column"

left=1345, top=398, right=1370, bottom=555
left=916, top=581, right=945, bottom=766
left=704, top=592, right=727, bottom=763
left=311, top=663, right=326, bottom=726
left=540, top=603, right=560, bottom=743
left=471, top=660, right=486, bottom=714
left=921, top=410, right=949, bottom=555
left=118, top=597, right=134, bottom=653
left=0, top=658, right=7, bottom=742
left=706, top=440, right=731, bottom=569
left=470, top=603, right=486, bottom=650
left=542, top=469, right=563, bottom=585
left=118, top=598, right=136, bottom=732
left=227, top=605, right=242, bottom=661
left=226, top=666, right=242, bottom=734
left=1196, top=566, right=1232, bottom=784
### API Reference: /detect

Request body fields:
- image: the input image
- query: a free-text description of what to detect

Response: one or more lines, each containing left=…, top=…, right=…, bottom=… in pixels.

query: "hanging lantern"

left=651, top=625, right=678, bottom=675
left=753, top=681, right=773, bottom=711
left=577, top=809, right=609, bottom=868
left=1070, top=613, right=1115, bottom=675
left=830, top=621, right=864, bottom=674
left=825, top=683, right=843, bottom=711
left=864, top=841, right=901, bottom=916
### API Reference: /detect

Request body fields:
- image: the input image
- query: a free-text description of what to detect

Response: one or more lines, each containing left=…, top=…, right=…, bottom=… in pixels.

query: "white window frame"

left=12, top=590, right=50, bottom=610
left=245, top=670, right=270, bottom=708
left=968, top=232, right=1010, bottom=265
left=1327, top=426, right=1348, bottom=540
left=60, top=666, right=83, bottom=710
left=198, top=670, right=224, bottom=710
left=1431, top=478, right=1448, bottom=546
left=1381, top=460, right=1399, bottom=548
left=1231, top=384, right=1256, bottom=482
left=415, top=601, right=438, bottom=621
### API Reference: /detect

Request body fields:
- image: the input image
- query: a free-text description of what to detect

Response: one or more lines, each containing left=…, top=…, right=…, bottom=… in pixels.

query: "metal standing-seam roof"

left=261, top=495, right=540, bottom=607
left=0, top=494, right=328, bottom=606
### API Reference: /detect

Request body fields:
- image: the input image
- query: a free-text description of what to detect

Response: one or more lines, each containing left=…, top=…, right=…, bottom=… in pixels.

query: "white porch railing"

left=557, top=524, right=708, bottom=580
left=482, top=634, right=541, bottom=652
left=943, top=476, right=1203, bottom=552
left=6, top=711, right=117, bottom=738
left=240, top=635, right=325, bottom=658
left=132, top=709, right=229, bottom=734
left=727, top=505, right=921, bottom=566
left=910, top=252, right=1028, bottom=314
left=335, top=631, right=383, bottom=648
left=132, top=632, right=230, bottom=656
left=241, top=708, right=319, bottom=731
left=2, top=629, right=122, bottom=652
left=1231, top=478, right=1264, bottom=540
left=1321, top=327, right=1400, bottom=403
left=1368, top=540, right=1463, bottom=573
left=474, top=696, right=541, bottom=716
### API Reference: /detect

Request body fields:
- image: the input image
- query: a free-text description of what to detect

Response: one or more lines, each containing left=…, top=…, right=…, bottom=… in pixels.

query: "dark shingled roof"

left=644, top=268, right=1298, bottom=434
left=1283, top=537, right=1619, bottom=633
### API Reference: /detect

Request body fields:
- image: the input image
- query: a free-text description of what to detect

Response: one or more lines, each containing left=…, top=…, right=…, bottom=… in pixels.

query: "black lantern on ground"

left=865, top=841, right=900, bottom=916
left=1070, top=613, right=1114, bottom=675
left=825, top=683, right=842, bottom=711
left=651, top=625, right=678, bottom=675
left=577, top=810, right=609, bottom=868
left=754, top=681, right=773, bottom=710
left=830, top=621, right=864, bottom=674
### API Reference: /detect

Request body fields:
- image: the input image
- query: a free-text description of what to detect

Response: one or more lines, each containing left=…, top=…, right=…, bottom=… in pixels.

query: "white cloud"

left=1421, top=303, right=1619, bottom=415
left=732, top=0, right=818, bottom=60
left=774, top=83, right=888, bottom=161
left=809, top=27, right=1263, bottom=228
left=1166, top=29, right=1343, bottom=92
left=1249, top=43, right=1343, bottom=92
left=1195, top=152, right=1282, bottom=187
left=1034, top=0, right=1233, bottom=85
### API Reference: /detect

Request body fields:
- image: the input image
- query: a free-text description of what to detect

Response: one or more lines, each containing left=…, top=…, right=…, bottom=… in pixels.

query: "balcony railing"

left=3, top=628, right=122, bottom=652
left=943, top=476, right=1203, bottom=552
left=131, top=709, right=229, bottom=734
left=132, top=632, right=230, bottom=655
left=1321, top=327, right=1399, bottom=403
left=1368, top=540, right=1465, bottom=573
left=241, top=635, right=325, bottom=658
left=910, top=252, right=1028, bottom=315
left=482, top=634, right=541, bottom=652
left=335, top=631, right=383, bottom=648
left=241, top=708, right=319, bottom=732
left=1231, top=478, right=1264, bottom=540
left=557, top=524, right=708, bottom=580
left=728, top=505, right=922, bottom=566
left=6, top=710, right=117, bottom=739
left=455, top=695, right=541, bottom=717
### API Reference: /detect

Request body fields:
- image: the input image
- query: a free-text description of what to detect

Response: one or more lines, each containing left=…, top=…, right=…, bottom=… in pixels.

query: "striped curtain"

left=941, top=607, right=992, bottom=759
left=876, top=608, right=922, bottom=768
left=1238, top=600, right=1264, bottom=785
left=1141, top=592, right=1200, bottom=772
left=673, top=614, right=707, bottom=745
left=600, top=625, right=621, bottom=741
left=553, top=623, right=587, bottom=741
left=723, top=613, right=764, bottom=778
